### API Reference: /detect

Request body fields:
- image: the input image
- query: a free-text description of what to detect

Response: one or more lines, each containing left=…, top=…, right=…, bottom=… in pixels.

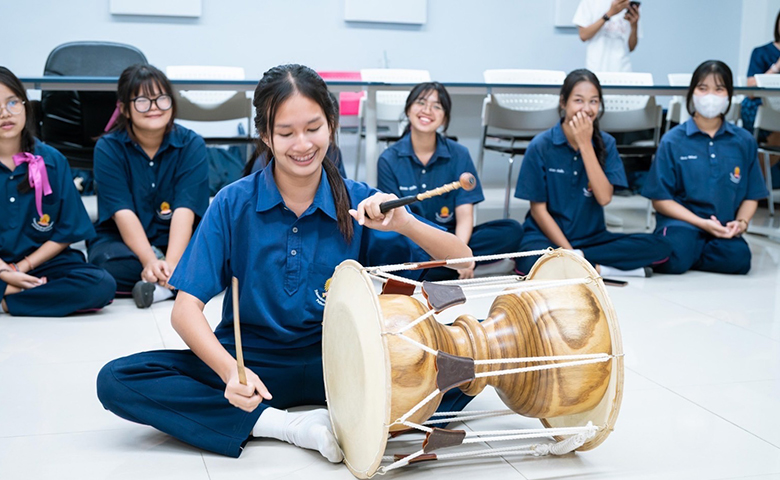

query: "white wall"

left=4, top=0, right=759, bottom=84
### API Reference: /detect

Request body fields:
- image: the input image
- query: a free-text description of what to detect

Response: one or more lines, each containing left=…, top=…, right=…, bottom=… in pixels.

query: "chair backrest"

left=318, top=71, right=363, bottom=116
left=755, top=104, right=780, bottom=133
left=359, top=69, right=431, bottom=122
left=166, top=65, right=251, bottom=122
left=40, top=41, right=148, bottom=168
left=667, top=73, right=692, bottom=125
left=595, top=71, right=654, bottom=111
left=755, top=74, right=780, bottom=111
left=483, top=69, right=565, bottom=111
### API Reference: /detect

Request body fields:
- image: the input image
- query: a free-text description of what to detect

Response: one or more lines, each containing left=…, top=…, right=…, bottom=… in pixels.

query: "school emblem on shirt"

left=730, top=167, right=741, bottom=184
left=31, top=214, right=54, bottom=232
left=315, top=278, right=330, bottom=307
left=435, top=206, right=454, bottom=223
left=157, top=201, right=173, bottom=220
left=583, top=183, right=593, bottom=198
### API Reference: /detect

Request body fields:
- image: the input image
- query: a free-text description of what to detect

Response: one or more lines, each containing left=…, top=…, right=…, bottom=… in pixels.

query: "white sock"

left=253, top=408, right=343, bottom=463
left=152, top=284, right=174, bottom=303
left=599, top=266, right=648, bottom=277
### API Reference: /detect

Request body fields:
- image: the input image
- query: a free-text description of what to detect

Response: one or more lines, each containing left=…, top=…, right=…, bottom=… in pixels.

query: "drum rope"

left=424, top=410, right=515, bottom=424
left=378, top=423, right=597, bottom=473
left=389, top=389, right=442, bottom=428
left=365, top=249, right=553, bottom=274
left=474, top=352, right=612, bottom=366
left=474, top=354, right=614, bottom=378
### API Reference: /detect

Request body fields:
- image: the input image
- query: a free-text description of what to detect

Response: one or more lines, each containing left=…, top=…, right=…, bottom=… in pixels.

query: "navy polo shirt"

left=748, top=42, right=780, bottom=77
left=642, top=118, right=768, bottom=230
left=93, top=124, right=209, bottom=246
left=377, top=133, right=484, bottom=233
left=1, top=140, right=95, bottom=262
left=514, top=121, right=627, bottom=242
left=169, top=162, right=432, bottom=350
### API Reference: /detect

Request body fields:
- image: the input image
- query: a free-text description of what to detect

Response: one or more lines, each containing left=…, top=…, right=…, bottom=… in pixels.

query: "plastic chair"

left=753, top=74, right=780, bottom=215
left=479, top=69, right=566, bottom=218
left=317, top=71, right=363, bottom=116
left=666, top=73, right=692, bottom=132
left=355, top=69, right=431, bottom=179
left=40, top=41, right=148, bottom=170
left=165, top=65, right=253, bottom=145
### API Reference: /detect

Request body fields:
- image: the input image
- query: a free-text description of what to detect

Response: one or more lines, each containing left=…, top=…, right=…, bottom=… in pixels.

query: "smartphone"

left=629, top=1, right=641, bottom=8
left=603, top=278, right=628, bottom=287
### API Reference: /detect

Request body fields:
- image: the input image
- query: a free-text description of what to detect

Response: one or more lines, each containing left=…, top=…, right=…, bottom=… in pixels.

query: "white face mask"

left=693, top=94, right=729, bottom=119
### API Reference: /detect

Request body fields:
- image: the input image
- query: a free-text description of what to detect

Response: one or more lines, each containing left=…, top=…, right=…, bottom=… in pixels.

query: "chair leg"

left=646, top=199, right=653, bottom=230
left=354, top=117, right=364, bottom=181
left=504, top=155, right=515, bottom=219
left=764, top=150, right=774, bottom=216
left=477, top=126, right=488, bottom=178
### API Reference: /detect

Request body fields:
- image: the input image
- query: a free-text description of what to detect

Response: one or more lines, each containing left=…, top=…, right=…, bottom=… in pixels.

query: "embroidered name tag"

left=399, top=185, right=418, bottom=192
left=547, top=168, right=565, bottom=174
left=679, top=155, right=698, bottom=161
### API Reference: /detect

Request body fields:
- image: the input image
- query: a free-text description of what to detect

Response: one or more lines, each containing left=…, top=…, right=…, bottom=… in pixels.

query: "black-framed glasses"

left=131, top=94, right=173, bottom=113
left=0, top=98, right=25, bottom=115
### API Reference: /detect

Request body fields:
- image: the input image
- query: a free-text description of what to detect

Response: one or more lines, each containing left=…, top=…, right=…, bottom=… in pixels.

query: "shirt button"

left=9, top=197, right=15, bottom=202
left=149, top=161, right=154, bottom=167
left=422, top=183, right=427, bottom=189
left=422, top=169, right=426, bottom=174
left=574, top=171, right=578, bottom=176
left=152, top=183, right=156, bottom=188
left=709, top=142, right=714, bottom=146
left=292, top=227, right=298, bottom=233
left=574, top=156, right=578, bottom=160
left=8, top=175, right=13, bottom=180
left=711, top=154, right=716, bottom=158
left=291, top=249, right=297, bottom=256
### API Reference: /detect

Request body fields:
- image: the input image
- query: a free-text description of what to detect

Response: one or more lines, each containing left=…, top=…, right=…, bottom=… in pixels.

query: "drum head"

left=526, top=249, right=624, bottom=451
left=322, top=260, right=390, bottom=478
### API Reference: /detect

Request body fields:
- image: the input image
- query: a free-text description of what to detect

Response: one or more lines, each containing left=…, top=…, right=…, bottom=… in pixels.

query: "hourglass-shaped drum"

left=323, top=250, right=623, bottom=478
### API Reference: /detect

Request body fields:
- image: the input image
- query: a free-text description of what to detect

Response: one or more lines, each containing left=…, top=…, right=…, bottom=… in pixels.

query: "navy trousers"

left=652, top=226, right=752, bottom=275
left=88, top=235, right=166, bottom=294
left=515, top=229, right=672, bottom=275
left=425, top=219, right=524, bottom=281
left=97, top=343, right=474, bottom=458
left=1, top=248, right=116, bottom=316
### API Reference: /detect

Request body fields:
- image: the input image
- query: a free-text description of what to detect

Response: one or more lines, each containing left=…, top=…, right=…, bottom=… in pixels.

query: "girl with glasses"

left=88, top=64, right=209, bottom=308
left=0, top=66, right=116, bottom=316
left=377, top=82, right=523, bottom=280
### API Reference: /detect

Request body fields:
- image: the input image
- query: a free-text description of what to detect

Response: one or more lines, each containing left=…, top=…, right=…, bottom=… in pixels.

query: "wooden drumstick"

left=232, top=277, right=247, bottom=386
left=379, top=173, right=477, bottom=214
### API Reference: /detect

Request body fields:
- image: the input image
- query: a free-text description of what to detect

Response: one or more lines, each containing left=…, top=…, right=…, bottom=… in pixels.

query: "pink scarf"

left=13, top=153, right=53, bottom=218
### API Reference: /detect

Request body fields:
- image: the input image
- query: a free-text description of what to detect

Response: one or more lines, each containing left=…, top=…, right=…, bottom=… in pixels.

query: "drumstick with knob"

left=378, top=172, right=477, bottom=214
left=231, top=277, right=247, bottom=386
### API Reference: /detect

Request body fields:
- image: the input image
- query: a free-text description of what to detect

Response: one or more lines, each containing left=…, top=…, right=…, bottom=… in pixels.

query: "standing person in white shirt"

left=573, top=0, right=641, bottom=72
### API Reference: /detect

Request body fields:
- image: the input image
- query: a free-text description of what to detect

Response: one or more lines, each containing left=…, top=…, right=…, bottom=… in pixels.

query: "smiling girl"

left=514, top=69, right=671, bottom=276
left=96, top=64, right=473, bottom=461
left=643, top=61, right=768, bottom=275
left=0, top=67, right=115, bottom=316
left=87, top=65, right=209, bottom=307
left=377, top=82, right=523, bottom=280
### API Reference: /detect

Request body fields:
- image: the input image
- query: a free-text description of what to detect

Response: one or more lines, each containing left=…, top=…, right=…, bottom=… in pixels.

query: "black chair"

left=40, top=41, right=148, bottom=171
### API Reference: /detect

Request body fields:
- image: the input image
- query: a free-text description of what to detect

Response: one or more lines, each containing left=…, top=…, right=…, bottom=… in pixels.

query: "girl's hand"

left=724, top=219, right=746, bottom=237
left=624, top=4, right=639, bottom=25
left=700, top=216, right=733, bottom=238
left=569, top=111, right=594, bottom=150
left=608, top=0, right=630, bottom=17
left=458, top=262, right=475, bottom=280
left=142, top=259, right=172, bottom=286
left=224, top=366, right=272, bottom=413
left=350, top=193, right=413, bottom=232
left=0, top=271, right=47, bottom=290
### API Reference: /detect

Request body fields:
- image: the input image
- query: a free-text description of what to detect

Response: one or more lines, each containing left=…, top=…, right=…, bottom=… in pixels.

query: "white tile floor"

left=2, top=199, right=780, bottom=480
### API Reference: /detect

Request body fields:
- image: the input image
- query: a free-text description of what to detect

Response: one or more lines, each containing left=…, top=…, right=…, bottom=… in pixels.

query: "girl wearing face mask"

left=642, top=60, right=768, bottom=275
left=0, top=66, right=116, bottom=316
left=377, top=82, right=523, bottom=280
left=514, top=69, right=671, bottom=277
left=87, top=64, right=209, bottom=307
left=96, top=64, right=474, bottom=463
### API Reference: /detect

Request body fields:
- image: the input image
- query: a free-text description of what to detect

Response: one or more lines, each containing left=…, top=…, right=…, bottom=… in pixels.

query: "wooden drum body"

left=323, top=250, right=623, bottom=478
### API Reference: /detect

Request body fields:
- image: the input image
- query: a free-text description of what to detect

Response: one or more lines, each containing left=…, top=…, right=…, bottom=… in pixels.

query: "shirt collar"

left=255, top=160, right=339, bottom=222
left=684, top=117, right=734, bottom=138
left=117, top=123, right=186, bottom=149
left=33, top=140, right=57, bottom=168
left=395, top=132, right=452, bottom=167
left=551, top=120, right=569, bottom=146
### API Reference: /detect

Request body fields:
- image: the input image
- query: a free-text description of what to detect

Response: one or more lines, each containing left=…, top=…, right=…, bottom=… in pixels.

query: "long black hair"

left=686, top=60, right=733, bottom=118
left=402, top=81, right=452, bottom=135
left=0, top=66, right=37, bottom=193
left=111, top=64, right=177, bottom=137
left=559, top=69, right=607, bottom=168
left=249, top=64, right=352, bottom=242
left=775, top=9, right=780, bottom=43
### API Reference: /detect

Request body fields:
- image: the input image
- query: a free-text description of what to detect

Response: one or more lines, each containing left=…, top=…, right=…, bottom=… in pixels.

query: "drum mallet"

left=378, top=173, right=477, bottom=214
left=231, top=277, right=247, bottom=386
